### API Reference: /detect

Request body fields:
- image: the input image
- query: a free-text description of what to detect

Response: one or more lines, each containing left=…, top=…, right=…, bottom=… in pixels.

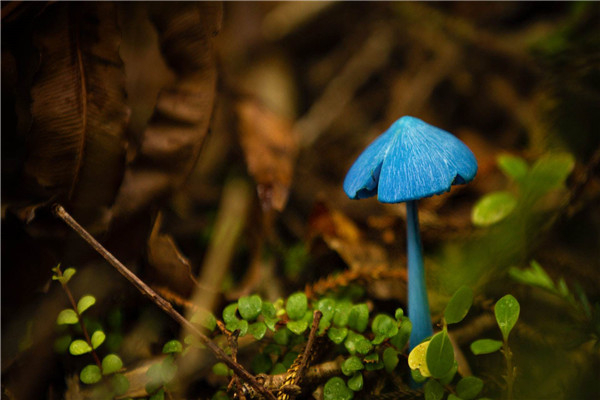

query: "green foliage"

left=162, top=340, right=183, bottom=354
left=470, top=339, right=503, bottom=355
left=472, top=191, right=518, bottom=226
left=91, top=330, right=106, bottom=349
left=102, top=354, right=123, bottom=375
left=323, top=377, right=354, bottom=400
left=444, top=286, right=473, bottom=324
left=191, top=309, right=217, bottom=331
left=424, top=379, right=445, bottom=400
left=497, top=154, right=529, bottom=183
left=286, top=292, right=308, bottom=320
left=371, top=314, right=398, bottom=344
left=495, top=295, right=520, bottom=342
left=212, top=362, right=232, bottom=376
left=69, top=339, right=92, bottom=355
left=333, top=301, right=352, bottom=327
left=238, top=294, right=262, bottom=321
left=251, top=353, right=272, bottom=374
left=80, top=364, right=102, bottom=384
left=57, top=309, right=78, bottom=325
left=328, top=326, right=348, bottom=344
left=110, top=373, right=130, bottom=396
left=341, top=356, right=364, bottom=376
left=347, top=372, right=363, bottom=391
left=77, top=295, right=96, bottom=314
left=382, top=347, right=399, bottom=372
left=348, top=304, right=369, bottom=332
left=456, top=376, right=484, bottom=400
left=426, top=330, right=454, bottom=379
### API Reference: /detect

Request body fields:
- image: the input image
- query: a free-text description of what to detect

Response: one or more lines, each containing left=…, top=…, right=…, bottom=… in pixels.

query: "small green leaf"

left=448, top=395, right=463, bottom=400
left=249, top=321, right=267, bottom=340
left=424, top=379, right=445, bottom=400
left=287, top=319, right=308, bottom=335
left=528, top=153, right=575, bottom=192
left=394, top=308, right=404, bottom=320
left=102, top=354, right=123, bottom=375
left=77, top=295, right=96, bottom=314
left=70, top=340, right=92, bottom=355
left=111, top=373, right=130, bottom=396
left=495, top=294, right=520, bottom=341
left=62, top=268, right=76, bottom=284
left=212, top=362, right=231, bottom=376
left=323, top=377, right=354, bottom=400
left=328, top=326, right=348, bottom=344
left=383, top=347, right=399, bottom=372
left=317, top=298, right=336, bottom=321
left=444, top=286, right=473, bottom=325
left=191, top=309, right=217, bottom=331
left=508, top=260, right=555, bottom=291
left=470, top=339, right=503, bottom=355
left=273, top=328, right=290, bottom=345
left=226, top=319, right=249, bottom=336
left=251, top=353, right=273, bottom=374
left=347, top=372, right=363, bottom=392
left=344, top=331, right=373, bottom=355
left=456, top=376, right=484, bottom=400
left=238, top=295, right=262, bottom=321
left=57, top=309, right=78, bottom=325
left=262, top=301, right=277, bottom=318
left=348, top=304, right=369, bottom=333
left=371, top=314, right=398, bottom=344
left=223, top=303, right=239, bottom=325
left=286, top=292, right=307, bottom=320
left=411, top=368, right=428, bottom=383
left=497, top=154, right=528, bottom=183
left=472, top=191, right=518, bottom=227
left=439, top=361, right=458, bottom=385
left=270, top=362, right=287, bottom=375
left=160, top=356, right=177, bottom=383
left=341, top=356, right=364, bottom=376
left=333, top=301, right=352, bottom=327
left=162, top=340, right=183, bottom=354
left=91, top=330, right=105, bottom=349
left=282, top=351, right=299, bottom=369
left=390, top=317, right=411, bottom=350
left=426, top=330, right=455, bottom=379
left=146, top=363, right=164, bottom=393
left=150, top=389, right=165, bottom=400
left=80, top=364, right=102, bottom=384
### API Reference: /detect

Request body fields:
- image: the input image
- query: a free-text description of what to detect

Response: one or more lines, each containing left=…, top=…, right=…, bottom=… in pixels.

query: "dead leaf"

left=110, top=2, right=222, bottom=220
left=25, top=3, right=129, bottom=225
left=236, top=98, right=298, bottom=211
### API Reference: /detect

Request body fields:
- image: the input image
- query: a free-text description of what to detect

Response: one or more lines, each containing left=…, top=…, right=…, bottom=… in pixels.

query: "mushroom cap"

left=343, top=116, right=478, bottom=203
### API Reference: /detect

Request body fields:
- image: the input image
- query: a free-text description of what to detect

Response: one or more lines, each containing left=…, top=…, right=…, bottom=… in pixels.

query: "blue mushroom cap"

left=343, top=116, right=478, bottom=203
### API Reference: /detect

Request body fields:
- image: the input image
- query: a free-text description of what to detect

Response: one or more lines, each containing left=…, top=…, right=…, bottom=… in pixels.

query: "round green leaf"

left=223, top=303, right=239, bottom=325
left=70, top=339, right=92, bottom=355
left=162, top=340, right=183, bottom=354
left=344, top=331, right=373, bottom=355
left=61, top=268, right=77, bottom=284
left=447, top=395, right=463, bottom=400
left=282, top=351, right=299, bottom=369
left=249, top=321, right=267, bottom=340
left=160, top=356, right=177, bottom=383
left=77, top=295, right=96, bottom=314
left=341, top=356, right=364, bottom=376
left=80, top=364, right=102, bottom=384
left=347, top=372, right=363, bottom=392
left=456, top=376, right=484, bottom=400
left=111, top=373, right=130, bottom=396
left=238, top=295, right=262, bottom=321
left=426, top=331, right=455, bottom=379
left=497, top=154, right=528, bottom=182
left=102, top=354, right=123, bottom=375
left=371, top=314, right=398, bottom=344
left=323, top=377, right=354, bottom=400
left=529, top=153, right=575, bottom=192
left=390, top=317, right=412, bottom=350
left=328, top=326, right=348, bottom=344
left=317, top=298, right=336, bottom=321
left=212, top=362, right=231, bottom=376
left=470, top=338, right=503, bottom=355
left=348, top=304, right=369, bottom=333
left=191, top=309, right=217, bottom=331
left=444, top=286, right=473, bottom=325
left=287, top=319, right=308, bottom=335
left=394, top=308, right=404, bottom=320
left=251, top=353, right=272, bottom=374
left=494, top=294, right=520, bottom=341
left=262, top=301, right=277, bottom=318
left=270, top=362, right=287, bottom=375
left=440, top=361, right=458, bottom=385
left=424, top=379, right=445, bottom=400
left=472, top=191, right=518, bottom=226
left=91, top=330, right=105, bottom=349
left=383, top=347, right=399, bottom=372
left=286, top=292, right=307, bottom=320
left=333, top=301, right=352, bottom=327
left=273, top=328, right=290, bottom=345
left=411, top=368, right=428, bottom=383
left=150, top=389, right=165, bottom=400
left=57, top=309, right=78, bottom=325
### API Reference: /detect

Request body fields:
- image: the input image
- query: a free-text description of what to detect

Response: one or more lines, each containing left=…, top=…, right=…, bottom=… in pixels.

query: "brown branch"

left=294, top=310, right=322, bottom=388
left=52, top=204, right=276, bottom=400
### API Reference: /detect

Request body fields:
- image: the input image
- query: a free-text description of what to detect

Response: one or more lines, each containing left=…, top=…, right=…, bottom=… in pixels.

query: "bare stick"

left=52, top=204, right=276, bottom=400
left=294, top=310, right=323, bottom=387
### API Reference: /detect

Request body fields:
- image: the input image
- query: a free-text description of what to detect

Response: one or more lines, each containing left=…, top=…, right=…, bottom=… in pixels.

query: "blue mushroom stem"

left=406, top=200, right=433, bottom=350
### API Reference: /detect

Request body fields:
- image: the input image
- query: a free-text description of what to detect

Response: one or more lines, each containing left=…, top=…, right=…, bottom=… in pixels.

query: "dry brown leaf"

left=25, top=3, right=129, bottom=223
left=236, top=98, right=298, bottom=212
left=110, top=2, right=222, bottom=219
left=308, top=201, right=389, bottom=271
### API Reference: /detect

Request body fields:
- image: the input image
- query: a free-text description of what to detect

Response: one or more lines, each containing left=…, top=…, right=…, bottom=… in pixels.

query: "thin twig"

left=52, top=204, right=276, bottom=400
left=294, top=310, right=323, bottom=387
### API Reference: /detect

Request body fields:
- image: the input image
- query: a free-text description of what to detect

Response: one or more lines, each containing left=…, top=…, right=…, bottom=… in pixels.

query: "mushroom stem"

left=406, top=200, right=433, bottom=350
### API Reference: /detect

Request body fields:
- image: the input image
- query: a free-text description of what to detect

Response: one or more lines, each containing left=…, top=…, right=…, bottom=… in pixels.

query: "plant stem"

left=53, top=204, right=277, bottom=400
left=406, top=200, right=433, bottom=350
left=503, top=341, right=515, bottom=400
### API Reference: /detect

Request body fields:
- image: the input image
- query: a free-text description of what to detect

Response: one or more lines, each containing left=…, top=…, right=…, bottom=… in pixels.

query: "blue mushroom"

left=343, top=116, right=477, bottom=350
